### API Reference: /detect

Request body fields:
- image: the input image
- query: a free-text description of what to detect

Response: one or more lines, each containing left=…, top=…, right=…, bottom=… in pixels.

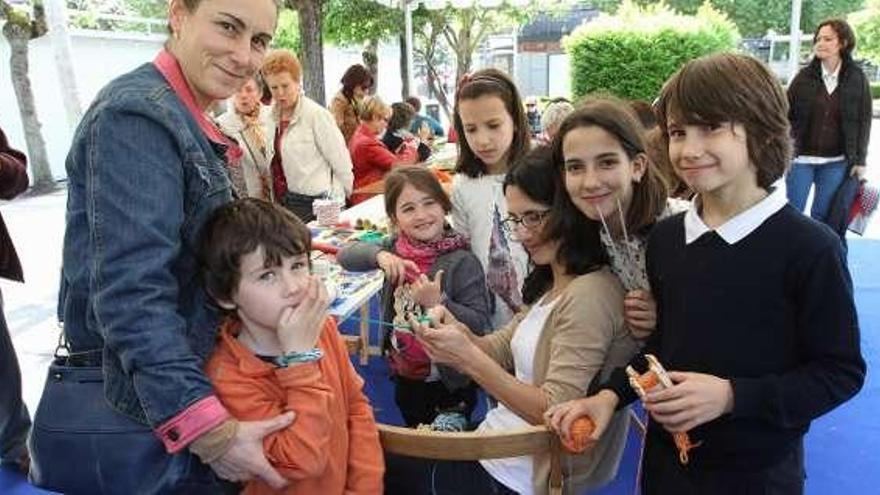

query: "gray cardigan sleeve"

left=336, top=240, right=389, bottom=272
left=431, top=251, right=492, bottom=336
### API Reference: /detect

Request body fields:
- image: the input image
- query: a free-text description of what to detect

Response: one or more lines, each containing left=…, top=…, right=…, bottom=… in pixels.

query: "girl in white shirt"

left=450, top=68, right=531, bottom=328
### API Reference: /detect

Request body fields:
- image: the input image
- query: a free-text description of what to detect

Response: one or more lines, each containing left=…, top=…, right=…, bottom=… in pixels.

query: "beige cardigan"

left=481, top=267, right=638, bottom=495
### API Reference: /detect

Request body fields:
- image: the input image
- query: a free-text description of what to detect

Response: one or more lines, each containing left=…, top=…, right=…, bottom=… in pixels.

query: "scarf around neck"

left=394, top=229, right=468, bottom=275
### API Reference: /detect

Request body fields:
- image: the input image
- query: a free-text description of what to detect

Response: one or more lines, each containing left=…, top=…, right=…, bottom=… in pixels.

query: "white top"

left=265, top=96, right=354, bottom=198
left=450, top=173, right=529, bottom=328
left=215, top=105, right=272, bottom=199
left=684, top=185, right=788, bottom=245
left=478, top=296, right=558, bottom=495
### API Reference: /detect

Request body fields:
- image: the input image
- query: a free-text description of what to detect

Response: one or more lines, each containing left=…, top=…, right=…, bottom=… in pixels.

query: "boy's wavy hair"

left=655, top=53, right=791, bottom=190
left=453, top=68, right=530, bottom=178
left=551, top=96, right=669, bottom=235
left=503, top=146, right=605, bottom=304
left=199, top=198, right=311, bottom=307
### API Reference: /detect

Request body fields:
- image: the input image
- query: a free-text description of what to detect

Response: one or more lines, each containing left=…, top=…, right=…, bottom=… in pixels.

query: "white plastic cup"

left=313, top=198, right=342, bottom=227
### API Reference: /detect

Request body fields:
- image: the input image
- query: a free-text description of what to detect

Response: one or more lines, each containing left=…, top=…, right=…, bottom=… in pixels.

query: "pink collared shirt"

left=153, top=49, right=243, bottom=165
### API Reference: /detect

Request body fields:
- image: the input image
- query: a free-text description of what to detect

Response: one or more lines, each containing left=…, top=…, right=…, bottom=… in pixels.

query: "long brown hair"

left=453, top=69, right=530, bottom=178
left=552, top=96, right=669, bottom=235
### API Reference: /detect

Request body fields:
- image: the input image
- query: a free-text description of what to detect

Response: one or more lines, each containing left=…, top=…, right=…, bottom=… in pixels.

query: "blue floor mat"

left=4, top=239, right=877, bottom=494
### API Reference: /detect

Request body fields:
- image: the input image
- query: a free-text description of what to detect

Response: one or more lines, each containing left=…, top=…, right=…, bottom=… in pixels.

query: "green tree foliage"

left=272, top=8, right=301, bottom=55
left=851, top=0, right=880, bottom=65
left=590, top=0, right=864, bottom=38
left=323, top=0, right=400, bottom=46
left=565, top=1, right=739, bottom=101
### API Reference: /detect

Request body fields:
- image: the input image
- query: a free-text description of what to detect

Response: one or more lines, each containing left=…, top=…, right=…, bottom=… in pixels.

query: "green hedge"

left=871, top=82, right=880, bottom=100
left=564, top=2, right=740, bottom=102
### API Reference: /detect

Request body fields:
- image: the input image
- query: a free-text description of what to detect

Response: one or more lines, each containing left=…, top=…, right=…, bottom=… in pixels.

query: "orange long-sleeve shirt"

left=206, top=317, right=384, bottom=494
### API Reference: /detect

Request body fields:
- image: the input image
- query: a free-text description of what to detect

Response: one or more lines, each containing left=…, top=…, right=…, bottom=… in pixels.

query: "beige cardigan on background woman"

left=480, top=267, right=639, bottom=495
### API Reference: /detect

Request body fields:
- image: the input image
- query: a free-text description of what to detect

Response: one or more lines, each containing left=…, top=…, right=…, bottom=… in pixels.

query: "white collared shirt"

left=821, top=61, right=841, bottom=94
left=684, top=186, right=788, bottom=245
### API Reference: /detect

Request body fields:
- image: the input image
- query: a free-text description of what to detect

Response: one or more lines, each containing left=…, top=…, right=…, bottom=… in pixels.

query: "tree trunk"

left=45, top=0, right=82, bottom=131
left=290, top=0, right=326, bottom=105
left=452, top=9, right=476, bottom=85
left=425, top=63, right=451, bottom=120
left=362, top=38, right=378, bottom=95
left=3, top=25, right=54, bottom=190
left=399, top=33, right=409, bottom=99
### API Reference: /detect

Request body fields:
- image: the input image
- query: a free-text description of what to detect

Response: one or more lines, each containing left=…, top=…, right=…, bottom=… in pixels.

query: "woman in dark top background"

left=786, top=18, right=871, bottom=227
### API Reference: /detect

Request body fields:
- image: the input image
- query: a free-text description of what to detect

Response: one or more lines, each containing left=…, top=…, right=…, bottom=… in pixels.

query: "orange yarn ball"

left=561, top=416, right=596, bottom=454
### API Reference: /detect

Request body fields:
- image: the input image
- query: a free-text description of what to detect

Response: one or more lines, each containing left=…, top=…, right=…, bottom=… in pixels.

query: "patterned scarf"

left=486, top=205, right=522, bottom=313
left=394, top=229, right=468, bottom=275
left=240, top=107, right=267, bottom=155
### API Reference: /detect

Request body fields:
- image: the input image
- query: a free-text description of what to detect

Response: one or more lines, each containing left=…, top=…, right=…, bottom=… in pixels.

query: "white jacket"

left=216, top=105, right=272, bottom=199
left=265, top=96, right=353, bottom=198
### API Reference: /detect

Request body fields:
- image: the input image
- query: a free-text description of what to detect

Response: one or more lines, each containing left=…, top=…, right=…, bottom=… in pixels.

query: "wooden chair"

left=378, top=423, right=566, bottom=495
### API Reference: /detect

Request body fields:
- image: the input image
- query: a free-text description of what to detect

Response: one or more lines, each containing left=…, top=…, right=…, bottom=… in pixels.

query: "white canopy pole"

left=404, top=0, right=415, bottom=97
left=787, top=0, right=803, bottom=84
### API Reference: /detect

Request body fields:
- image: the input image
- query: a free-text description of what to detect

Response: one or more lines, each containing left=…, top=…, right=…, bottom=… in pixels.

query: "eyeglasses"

left=501, top=210, right=551, bottom=239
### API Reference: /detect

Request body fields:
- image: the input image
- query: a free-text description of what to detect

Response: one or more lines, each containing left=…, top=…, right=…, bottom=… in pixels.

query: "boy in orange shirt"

left=199, top=198, right=383, bottom=494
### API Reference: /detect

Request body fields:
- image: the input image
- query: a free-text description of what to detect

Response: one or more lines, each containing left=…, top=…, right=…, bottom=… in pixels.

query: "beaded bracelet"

left=273, top=348, right=323, bottom=368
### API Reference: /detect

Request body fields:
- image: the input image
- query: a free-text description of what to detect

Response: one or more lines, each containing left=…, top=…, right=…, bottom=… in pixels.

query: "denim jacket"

left=59, top=62, right=233, bottom=427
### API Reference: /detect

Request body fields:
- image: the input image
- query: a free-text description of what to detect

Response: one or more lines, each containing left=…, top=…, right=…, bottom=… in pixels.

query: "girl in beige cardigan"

left=410, top=147, right=638, bottom=495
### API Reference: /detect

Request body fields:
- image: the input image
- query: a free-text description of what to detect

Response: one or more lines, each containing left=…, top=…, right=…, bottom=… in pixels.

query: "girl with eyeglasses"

left=349, top=95, right=420, bottom=204
left=405, top=147, right=638, bottom=494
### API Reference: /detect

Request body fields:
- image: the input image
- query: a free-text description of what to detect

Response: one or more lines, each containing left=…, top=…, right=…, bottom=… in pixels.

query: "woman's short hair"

left=341, top=64, right=374, bottom=99
left=388, top=102, right=417, bottom=134
left=358, top=95, right=390, bottom=122
left=815, top=18, right=857, bottom=60
left=405, top=96, right=422, bottom=112
left=261, top=50, right=302, bottom=81
left=540, top=100, right=575, bottom=137
left=384, top=166, right=452, bottom=220
left=654, top=52, right=791, bottom=190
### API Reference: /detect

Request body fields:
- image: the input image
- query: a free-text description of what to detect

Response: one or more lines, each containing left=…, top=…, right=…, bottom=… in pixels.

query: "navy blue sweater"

left=603, top=205, right=865, bottom=470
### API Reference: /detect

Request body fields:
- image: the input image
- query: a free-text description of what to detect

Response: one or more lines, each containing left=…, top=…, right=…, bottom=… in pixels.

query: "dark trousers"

left=394, top=377, right=478, bottom=427
left=0, top=289, right=30, bottom=468
left=642, top=437, right=805, bottom=495
left=385, top=454, right=517, bottom=495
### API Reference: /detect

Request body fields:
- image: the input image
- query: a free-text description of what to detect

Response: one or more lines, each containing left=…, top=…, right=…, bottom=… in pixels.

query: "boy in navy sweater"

left=545, top=53, right=865, bottom=494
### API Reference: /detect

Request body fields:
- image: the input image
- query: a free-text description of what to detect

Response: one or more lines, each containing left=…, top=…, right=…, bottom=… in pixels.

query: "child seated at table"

left=338, top=166, right=492, bottom=431
left=199, top=198, right=383, bottom=494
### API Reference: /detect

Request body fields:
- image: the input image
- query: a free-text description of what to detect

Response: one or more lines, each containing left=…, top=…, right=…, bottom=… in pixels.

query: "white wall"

left=0, top=29, right=164, bottom=179
left=0, top=25, right=405, bottom=180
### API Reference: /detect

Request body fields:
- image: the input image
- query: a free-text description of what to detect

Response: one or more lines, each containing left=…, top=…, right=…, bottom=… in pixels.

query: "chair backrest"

left=378, top=423, right=564, bottom=495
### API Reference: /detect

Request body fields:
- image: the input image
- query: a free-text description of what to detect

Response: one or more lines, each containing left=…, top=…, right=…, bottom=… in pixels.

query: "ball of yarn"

left=561, top=416, right=596, bottom=454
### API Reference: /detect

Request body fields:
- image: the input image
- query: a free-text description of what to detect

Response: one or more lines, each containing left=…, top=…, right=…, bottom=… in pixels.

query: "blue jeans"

left=0, top=289, right=30, bottom=469
left=785, top=159, right=849, bottom=222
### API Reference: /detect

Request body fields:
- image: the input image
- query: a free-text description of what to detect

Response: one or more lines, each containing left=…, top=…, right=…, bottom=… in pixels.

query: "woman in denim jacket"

left=29, top=1, right=290, bottom=493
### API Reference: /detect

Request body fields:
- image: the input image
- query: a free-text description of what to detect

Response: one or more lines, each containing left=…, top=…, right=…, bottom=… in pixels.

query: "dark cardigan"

left=787, top=57, right=872, bottom=169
